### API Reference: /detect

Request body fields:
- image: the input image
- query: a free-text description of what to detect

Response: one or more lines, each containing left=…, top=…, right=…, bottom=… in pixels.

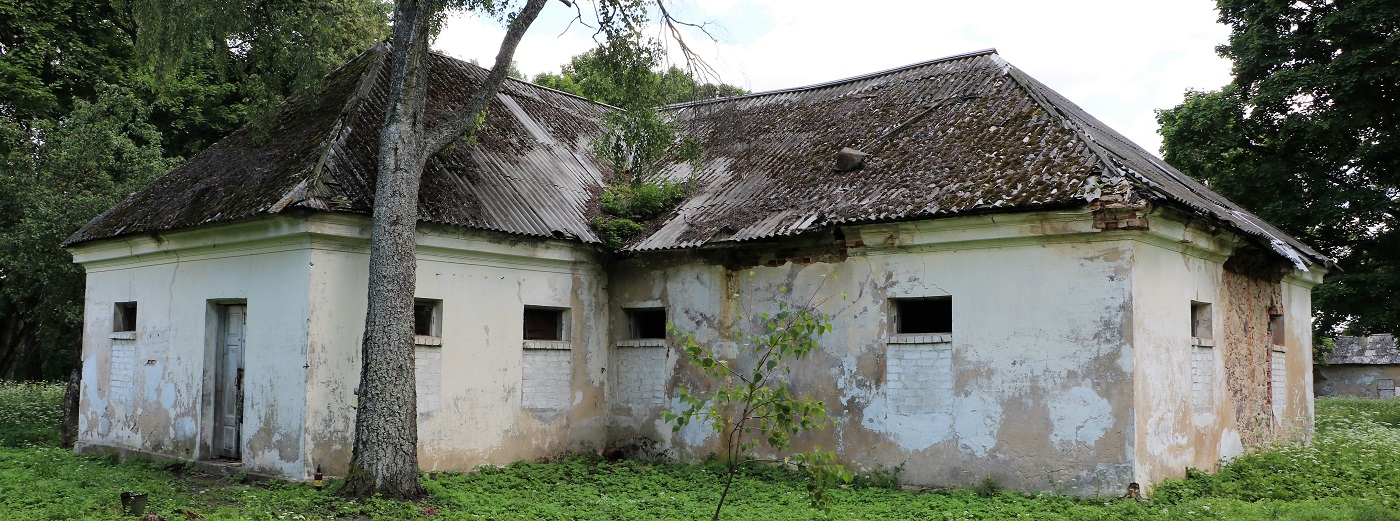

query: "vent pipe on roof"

left=835, top=148, right=868, bottom=171
left=833, top=94, right=980, bottom=172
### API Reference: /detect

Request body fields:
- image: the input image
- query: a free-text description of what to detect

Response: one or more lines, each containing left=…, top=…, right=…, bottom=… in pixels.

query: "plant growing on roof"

left=664, top=278, right=852, bottom=520
left=556, top=31, right=709, bottom=248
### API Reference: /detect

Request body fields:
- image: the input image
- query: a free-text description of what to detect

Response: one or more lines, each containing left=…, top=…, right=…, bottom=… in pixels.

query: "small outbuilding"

left=66, top=46, right=1330, bottom=495
left=1317, top=335, right=1399, bottom=398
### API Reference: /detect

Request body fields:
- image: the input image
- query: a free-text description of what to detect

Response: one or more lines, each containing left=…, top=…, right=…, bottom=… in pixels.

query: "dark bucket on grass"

left=120, top=492, right=147, bottom=516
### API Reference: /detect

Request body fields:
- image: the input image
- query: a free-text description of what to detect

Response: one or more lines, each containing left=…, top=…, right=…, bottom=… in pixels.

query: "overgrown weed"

left=5, top=382, right=1400, bottom=519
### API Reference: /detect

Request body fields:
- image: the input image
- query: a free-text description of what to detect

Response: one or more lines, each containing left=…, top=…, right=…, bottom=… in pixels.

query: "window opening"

left=626, top=308, right=667, bottom=339
left=1269, top=313, right=1285, bottom=346
left=1190, top=301, right=1212, bottom=339
left=892, top=297, right=952, bottom=335
left=414, top=299, right=441, bottom=337
left=523, top=307, right=566, bottom=341
left=113, top=302, right=137, bottom=332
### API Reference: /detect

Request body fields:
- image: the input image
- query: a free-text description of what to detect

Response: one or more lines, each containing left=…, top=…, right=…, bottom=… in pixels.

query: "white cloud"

left=435, top=0, right=1234, bottom=156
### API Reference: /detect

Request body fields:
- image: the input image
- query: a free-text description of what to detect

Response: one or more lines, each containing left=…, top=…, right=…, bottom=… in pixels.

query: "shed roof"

left=1327, top=335, right=1400, bottom=365
left=66, top=47, right=1329, bottom=272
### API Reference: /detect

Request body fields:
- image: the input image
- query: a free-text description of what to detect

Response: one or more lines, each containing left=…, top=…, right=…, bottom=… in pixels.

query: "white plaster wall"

left=1278, top=279, right=1316, bottom=430
left=1129, top=219, right=1321, bottom=489
left=303, top=220, right=610, bottom=476
left=609, top=213, right=1138, bottom=495
left=73, top=229, right=312, bottom=478
left=1128, top=234, right=1226, bottom=487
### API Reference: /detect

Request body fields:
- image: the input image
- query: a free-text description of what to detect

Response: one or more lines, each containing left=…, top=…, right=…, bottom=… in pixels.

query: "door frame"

left=200, top=300, right=247, bottom=461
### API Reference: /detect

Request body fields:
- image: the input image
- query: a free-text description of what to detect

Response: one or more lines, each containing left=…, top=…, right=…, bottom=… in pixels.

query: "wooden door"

left=214, top=305, right=245, bottom=459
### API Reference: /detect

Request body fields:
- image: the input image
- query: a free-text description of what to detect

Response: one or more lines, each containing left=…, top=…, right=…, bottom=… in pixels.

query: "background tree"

left=0, top=89, right=176, bottom=379
left=1157, top=0, right=1399, bottom=342
left=0, top=0, right=389, bottom=381
left=533, top=36, right=744, bottom=248
left=532, top=39, right=745, bottom=107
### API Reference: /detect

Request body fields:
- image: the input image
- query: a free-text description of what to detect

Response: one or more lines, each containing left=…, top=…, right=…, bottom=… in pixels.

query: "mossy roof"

left=66, top=47, right=1328, bottom=271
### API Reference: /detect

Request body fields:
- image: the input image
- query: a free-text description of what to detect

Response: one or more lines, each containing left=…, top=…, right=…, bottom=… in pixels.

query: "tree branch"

left=421, top=0, right=550, bottom=157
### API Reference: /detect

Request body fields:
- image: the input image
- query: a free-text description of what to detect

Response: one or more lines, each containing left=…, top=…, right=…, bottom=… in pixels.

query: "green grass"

left=2, top=382, right=1398, bottom=520
left=0, top=381, right=64, bottom=447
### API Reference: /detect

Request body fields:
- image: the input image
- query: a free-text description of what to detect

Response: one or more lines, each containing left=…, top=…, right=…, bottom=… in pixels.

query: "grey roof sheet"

left=66, top=47, right=1329, bottom=273
left=628, top=50, right=1329, bottom=270
left=1327, top=335, right=1400, bottom=365
left=66, top=45, right=611, bottom=246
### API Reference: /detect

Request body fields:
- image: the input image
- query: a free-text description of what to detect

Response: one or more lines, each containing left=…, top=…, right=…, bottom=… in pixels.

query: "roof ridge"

left=274, top=44, right=389, bottom=213
left=666, top=48, right=999, bottom=110
left=430, top=50, right=624, bottom=111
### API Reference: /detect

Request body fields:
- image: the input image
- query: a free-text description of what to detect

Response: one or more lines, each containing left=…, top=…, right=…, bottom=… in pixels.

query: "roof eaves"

left=1003, top=64, right=1331, bottom=271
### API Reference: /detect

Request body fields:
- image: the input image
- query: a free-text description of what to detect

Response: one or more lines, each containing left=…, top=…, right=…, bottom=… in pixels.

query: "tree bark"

left=342, top=0, right=434, bottom=500
left=341, top=0, right=549, bottom=499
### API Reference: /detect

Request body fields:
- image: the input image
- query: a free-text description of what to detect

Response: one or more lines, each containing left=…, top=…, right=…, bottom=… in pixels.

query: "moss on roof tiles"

left=65, top=47, right=1326, bottom=271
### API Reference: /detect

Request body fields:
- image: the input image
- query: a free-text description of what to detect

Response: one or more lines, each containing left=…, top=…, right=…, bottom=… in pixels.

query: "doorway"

left=213, top=304, right=245, bottom=459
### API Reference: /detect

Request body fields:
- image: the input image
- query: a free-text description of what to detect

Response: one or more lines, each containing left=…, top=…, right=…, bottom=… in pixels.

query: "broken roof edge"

left=664, top=48, right=1001, bottom=110
left=619, top=201, right=1087, bottom=253
left=1000, top=64, right=1333, bottom=273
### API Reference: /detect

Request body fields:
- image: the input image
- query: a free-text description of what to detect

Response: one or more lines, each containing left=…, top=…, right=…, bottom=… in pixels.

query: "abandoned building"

left=1317, top=334, right=1399, bottom=398
left=65, top=46, right=1331, bottom=495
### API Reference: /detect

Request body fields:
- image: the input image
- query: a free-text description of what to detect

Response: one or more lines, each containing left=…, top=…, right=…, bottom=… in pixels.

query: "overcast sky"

left=434, top=0, right=1235, bottom=157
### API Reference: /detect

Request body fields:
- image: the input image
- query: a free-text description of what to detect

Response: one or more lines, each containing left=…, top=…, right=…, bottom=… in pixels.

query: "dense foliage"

left=532, top=43, right=745, bottom=108
left=4, top=383, right=1399, bottom=520
left=0, top=88, right=176, bottom=379
left=1157, top=0, right=1400, bottom=342
left=591, top=178, right=690, bottom=248
left=0, top=0, right=388, bottom=380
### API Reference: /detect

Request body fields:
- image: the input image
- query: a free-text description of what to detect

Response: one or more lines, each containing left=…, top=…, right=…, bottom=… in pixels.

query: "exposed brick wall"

left=110, top=341, right=135, bottom=403
left=1191, top=345, right=1215, bottom=412
left=1220, top=267, right=1283, bottom=446
left=415, top=346, right=441, bottom=413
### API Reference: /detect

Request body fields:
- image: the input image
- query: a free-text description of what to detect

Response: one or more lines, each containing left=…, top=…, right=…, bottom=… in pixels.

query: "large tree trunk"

left=339, top=0, right=549, bottom=499
left=342, top=0, right=434, bottom=500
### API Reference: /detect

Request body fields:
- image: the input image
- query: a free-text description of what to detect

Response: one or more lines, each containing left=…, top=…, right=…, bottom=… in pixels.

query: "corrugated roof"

left=65, top=44, right=612, bottom=246
left=66, top=47, right=1329, bottom=272
left=1327, top=334, right=1400, bottom=365
left=629, top=50, right=1330, bottom=271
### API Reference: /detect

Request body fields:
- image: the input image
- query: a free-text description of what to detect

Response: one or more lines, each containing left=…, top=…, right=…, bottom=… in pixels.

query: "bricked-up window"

left=523, top=307, right=566, bottom=341
left=1190, top=301, right=1212, bottom=339
left=113, top=302, right=137, bottom=332
left=627, top=308, right=667, bottom=339
left=1379, top=379, right=1396, bottom=399
left=1192, top=345, right=1215, bottom=412
left=413, top=299, right=441, bottom=337
left=892, top=297, right=952, bottom=335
